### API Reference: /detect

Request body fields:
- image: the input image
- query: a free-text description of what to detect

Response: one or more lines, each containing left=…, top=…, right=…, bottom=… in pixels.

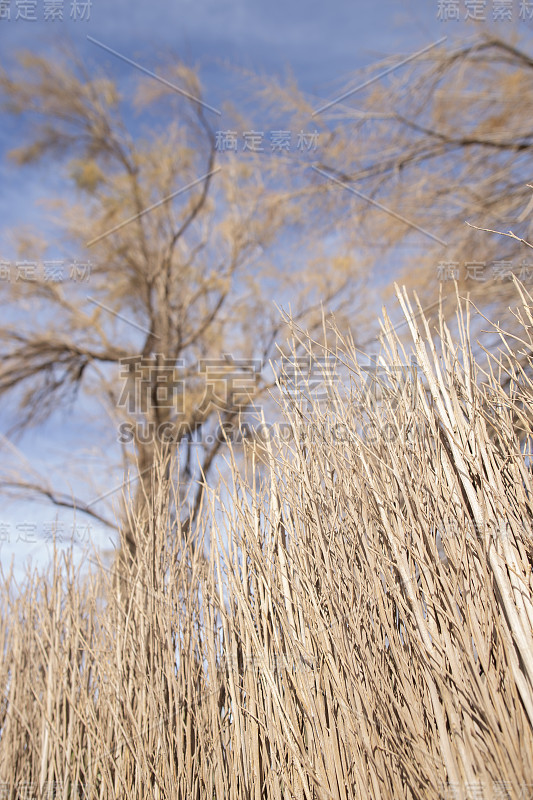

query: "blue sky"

left=0, top=0, right=442, bottom=85
left=0, top=0, right=528, bottom=576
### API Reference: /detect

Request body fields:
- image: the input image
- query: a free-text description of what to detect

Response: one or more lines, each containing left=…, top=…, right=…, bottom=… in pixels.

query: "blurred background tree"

left=271, top=31, right=533, bottom=350
left=0, top=48, right=368, bottom=568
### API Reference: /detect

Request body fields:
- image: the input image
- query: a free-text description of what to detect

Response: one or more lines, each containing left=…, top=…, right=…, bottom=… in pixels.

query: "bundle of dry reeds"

left=1, top=286, right=533, bottom=800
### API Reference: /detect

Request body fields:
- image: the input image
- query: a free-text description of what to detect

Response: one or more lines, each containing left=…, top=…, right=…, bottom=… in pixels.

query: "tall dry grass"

left=1, top=286, right=533, bottom=799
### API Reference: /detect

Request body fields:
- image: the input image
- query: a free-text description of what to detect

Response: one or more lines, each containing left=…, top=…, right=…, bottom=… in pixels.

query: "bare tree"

left=0, top=47, right=365, bottom=569
left=269, top=31, right=533, bottom=344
